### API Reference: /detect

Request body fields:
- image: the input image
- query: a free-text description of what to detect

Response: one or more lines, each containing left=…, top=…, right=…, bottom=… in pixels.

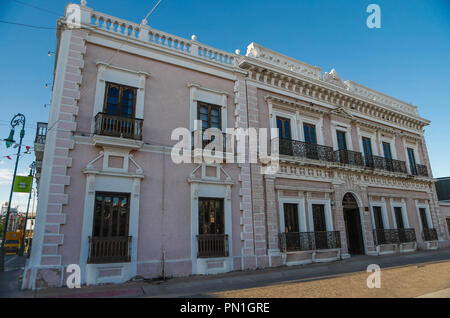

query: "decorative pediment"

left=330, top=106, right=354, bottom=120
left=188, top=164, right=233, bottom=185
left=323, top=69, right=347, bottom=89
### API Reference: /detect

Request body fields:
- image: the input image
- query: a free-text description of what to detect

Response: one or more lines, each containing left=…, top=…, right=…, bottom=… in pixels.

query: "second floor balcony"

left=94, top=112, right=143, bottom=141
left=279, top=138, right=427, bottom=177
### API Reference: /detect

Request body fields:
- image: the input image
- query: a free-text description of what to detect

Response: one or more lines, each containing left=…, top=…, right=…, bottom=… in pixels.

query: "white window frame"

left=271, top=108, right=298, bottom=140
left=331, top=121, right=353, bottom=151
left=390, top=198, right=410, bottom=228
left=92, top=62, right=149, bottom=134
left=415, top=200, right=433, bottom=231
left=369, top=199, right=390, bottom=229
left=278, top=196, right=307, bottom=233
left=358, top=128, right=378, bottom=156
left=188, top=84, right=228, bottom=132
left=298, top=114, right=324, bottom=145
left=379, top=134, right=398, bottom=160
left=404, top=141, right=421, bottom=174
left=308, top=198, right=334, bottom=232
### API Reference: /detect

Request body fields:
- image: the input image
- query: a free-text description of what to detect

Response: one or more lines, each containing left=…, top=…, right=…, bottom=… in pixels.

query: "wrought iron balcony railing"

left=373, top=228, right=417, bottom=245
left=279, top=138, right=335, bottom=162
left=410, top=164, right=429, bottom=177
left=334, top=149, right=364, bottom=166
left=197, top=234, right=229, bottom=258
left=94, top=112, right=143, bottom=140
left=35, top=122, right=48, bottom=144
left=88, top=236, right=132, bottom=264
left=422, top=228, right=438, bottom=241
left=364, top=154, right=407, bottom=174
left=279, top=231, right=341, bottom=252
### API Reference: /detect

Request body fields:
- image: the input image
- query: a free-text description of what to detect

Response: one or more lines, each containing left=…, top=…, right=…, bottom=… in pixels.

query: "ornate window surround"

left=369, top=198, right=390, bottom=229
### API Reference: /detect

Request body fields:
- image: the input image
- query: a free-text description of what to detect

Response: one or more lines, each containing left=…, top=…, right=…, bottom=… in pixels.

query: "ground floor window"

left=89, top=192, right=131, bottom=264
left=283, top=203, right=299, bottom=233
left=419, top=208, right=429, bottom=229
left=373, top=206, right=384, bottom=230
left=312, top=204, right=326, bottom=231
left=197, top=198, right=228, bottom=258
left=394, top=207, right=405, bottom=229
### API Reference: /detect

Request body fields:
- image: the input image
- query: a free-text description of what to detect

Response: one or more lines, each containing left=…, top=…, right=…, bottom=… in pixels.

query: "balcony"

left=422, top=228, right=438, bottom=241
left=364, top=154, right=407, bottom=174
left=279, top=138, right=334, bottom=162
left=94, top=113, right=143, bottom=141
left=279, top=231, right=341, bottom=252
left=278, top=138, right=419, bottom=177
left=373, top=228, right=417, bottom=245
left=88, top=236, right=132, bottom=264
left=197, top=234, right=229, bottom=258
left=335, top=149, right=364, bottom=166
left=35, top=122, right=48, bottom=144
left=410, top=164, right=429, bottom=177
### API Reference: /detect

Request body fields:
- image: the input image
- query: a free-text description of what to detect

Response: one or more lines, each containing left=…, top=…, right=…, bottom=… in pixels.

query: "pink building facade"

left=24, top=3, right=449, bottom=289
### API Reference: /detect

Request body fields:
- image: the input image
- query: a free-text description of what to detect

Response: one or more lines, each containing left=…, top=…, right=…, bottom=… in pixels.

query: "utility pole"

left=19, top=162, right=35, bottom=256
left=0, top=113, right=26, bottom=272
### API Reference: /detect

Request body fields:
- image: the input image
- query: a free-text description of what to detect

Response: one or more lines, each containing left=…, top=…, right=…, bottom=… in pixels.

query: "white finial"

left=191, top=35, right=197, bottom=41
left=141, top=19, right=148, bottom=25
left=81, top=0, right=87, bottom=6
left=235, top=49, right=240, bottom=55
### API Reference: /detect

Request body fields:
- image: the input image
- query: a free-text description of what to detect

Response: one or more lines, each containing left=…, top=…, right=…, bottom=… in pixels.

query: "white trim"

left=190, top=181, right=233, bottom=275
left=358, top=127, right=378, bottom=156
left=298, top=113, right=324, bottom=145
left=404, top=139, right=421, bottom=174
left=379, top=133, right=398, bottom=160
left=91, top=62, right=148, bottom=133
left=331, top=120, right=353, bottom=151
left=278, top=196, right=307, bottom=233
left=307, top=198, right=333, bottom=231
left=369, top=199, right=390, bottom=229
left=189, top=84, right=228, bottom=132
left=272, top=108, right=298, bottom=140
left=415, top=200, right=433, bottom=231
left=390, top=198, right=410, bottom=228
left=80, top=173, right=142, bottom=285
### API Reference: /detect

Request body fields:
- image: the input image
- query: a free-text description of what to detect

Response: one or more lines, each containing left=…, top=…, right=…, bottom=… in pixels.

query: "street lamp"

left=0, top=113, right=26, bottom=272
left=19, top=161, right=36, bottom=256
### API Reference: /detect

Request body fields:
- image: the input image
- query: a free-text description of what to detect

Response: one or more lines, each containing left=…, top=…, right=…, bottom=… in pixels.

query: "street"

left=0, top=249, right=448, bottom=298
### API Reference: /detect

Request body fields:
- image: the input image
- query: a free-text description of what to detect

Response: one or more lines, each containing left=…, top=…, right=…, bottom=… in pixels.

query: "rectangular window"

left=198, top=198, right=224, bottom=235
left=373, top=206, right=384, bottom=230
left=283, top=203, right=299, bottom=233
left=197, top=102, right=221, bottom=130
left=407, top=148, right=417, bottom=175
left=276, top=116, right=292, bottom=140
left=394, top=207, right=405, bottom=229
left=93, top=192, right=130, bottom=238
left=303, top=123, right=317, bottom=144
left=362, top=137, right=373, bottom=167
left=336, top=131, right=347, bottom=150
left=312, top=204, right=327, bottom=232
left=104, top=82, right=137, bottom=118
left=419, top=208, right=429, bottom=229
left=382, top=142, right=392, bottom=160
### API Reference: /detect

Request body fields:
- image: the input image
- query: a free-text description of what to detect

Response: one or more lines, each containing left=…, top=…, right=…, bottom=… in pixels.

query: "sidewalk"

left=26, top=248, right=450, bottom=298
left=0, top=255, right=27, bottom=298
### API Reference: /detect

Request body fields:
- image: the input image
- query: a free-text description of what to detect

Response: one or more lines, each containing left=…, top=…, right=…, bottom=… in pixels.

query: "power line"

left=11, top=0, right=61, bottom=17
left=0, top=20, right=57, bottom=30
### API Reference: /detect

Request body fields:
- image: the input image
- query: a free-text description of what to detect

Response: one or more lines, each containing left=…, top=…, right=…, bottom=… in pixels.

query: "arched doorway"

left=343, top=193, right=365, bottom=255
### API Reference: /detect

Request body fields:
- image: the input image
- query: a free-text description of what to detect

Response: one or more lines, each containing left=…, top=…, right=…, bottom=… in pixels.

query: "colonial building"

left=23, top=2, right=449, bottom=289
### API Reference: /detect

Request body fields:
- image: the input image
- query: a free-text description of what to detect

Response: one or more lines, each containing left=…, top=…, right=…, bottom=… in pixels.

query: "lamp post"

left=0, top=113, right=26, bottom=272
left=19, top=162, right=35, bottom=256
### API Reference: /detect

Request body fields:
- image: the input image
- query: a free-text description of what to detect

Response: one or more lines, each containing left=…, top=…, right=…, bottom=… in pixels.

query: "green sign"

left=13, top=176, right=33, bottom=193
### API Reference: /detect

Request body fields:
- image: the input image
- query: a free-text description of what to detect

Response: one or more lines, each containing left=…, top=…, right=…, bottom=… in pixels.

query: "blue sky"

left=0, top=0, right=449, bottom=211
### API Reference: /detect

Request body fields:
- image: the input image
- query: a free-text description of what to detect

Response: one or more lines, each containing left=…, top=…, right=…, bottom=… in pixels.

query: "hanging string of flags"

left=0, top=138, right=34, bottom=150
left=0, top=147, right=32, bottom=161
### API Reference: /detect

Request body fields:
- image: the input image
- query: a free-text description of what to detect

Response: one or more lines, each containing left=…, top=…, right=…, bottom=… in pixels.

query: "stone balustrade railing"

left=74, top=5, right=237, bottom=68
